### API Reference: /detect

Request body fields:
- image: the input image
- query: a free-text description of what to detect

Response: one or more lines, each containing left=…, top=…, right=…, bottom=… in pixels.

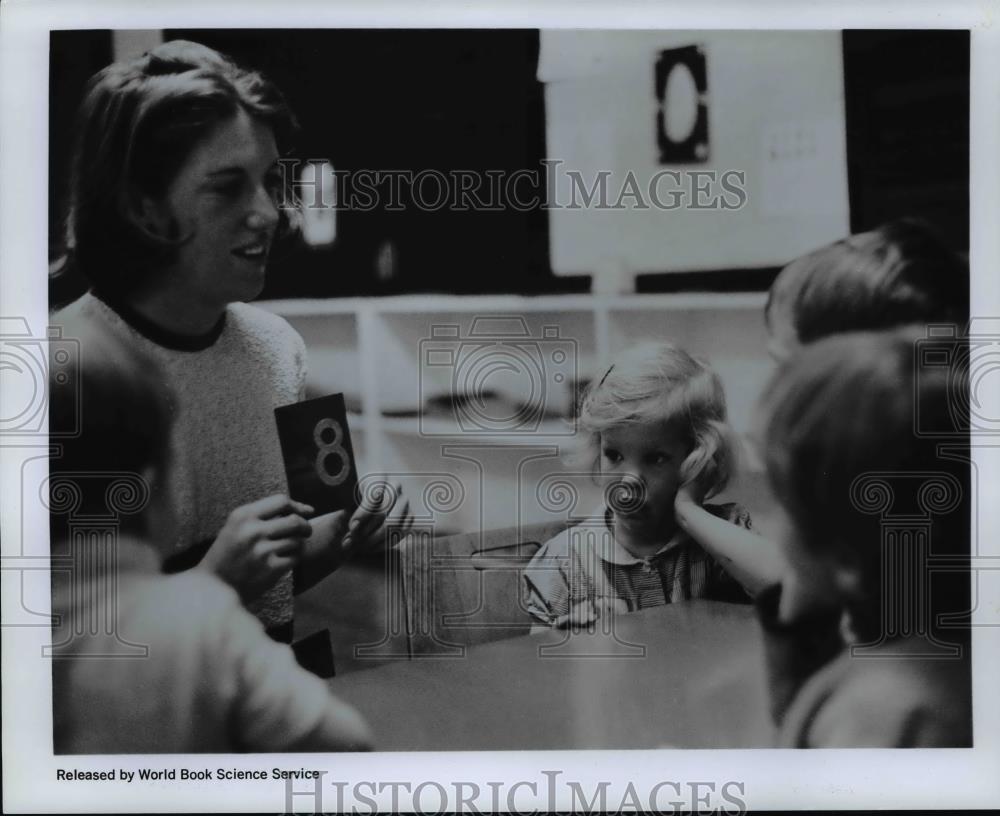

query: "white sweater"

left=57, top=292, right=307, bottom=630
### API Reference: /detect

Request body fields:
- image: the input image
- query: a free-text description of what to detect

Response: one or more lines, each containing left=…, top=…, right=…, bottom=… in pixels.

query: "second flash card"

left=274, top=393, right=359, bottom=515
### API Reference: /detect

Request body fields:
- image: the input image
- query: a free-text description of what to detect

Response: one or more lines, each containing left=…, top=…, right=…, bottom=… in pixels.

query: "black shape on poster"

left=655, top=44, right=710, bottom=164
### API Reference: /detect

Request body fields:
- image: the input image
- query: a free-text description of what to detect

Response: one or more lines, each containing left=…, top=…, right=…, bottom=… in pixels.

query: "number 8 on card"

left=274, top=393, right=359, bottom=515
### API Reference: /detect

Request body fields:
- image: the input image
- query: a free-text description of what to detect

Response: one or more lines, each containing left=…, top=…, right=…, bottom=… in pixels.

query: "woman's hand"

left=345, top=480, right=414, bottom=552
left=201, top=494, right=314, bottom=601
left=293, top=481, right=415, bottom=591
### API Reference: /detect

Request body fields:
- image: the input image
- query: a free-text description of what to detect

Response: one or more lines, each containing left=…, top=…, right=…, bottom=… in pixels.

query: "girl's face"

left=599, top=419, right=689, bottom=539
left=141, top=107, right=283, bottom=311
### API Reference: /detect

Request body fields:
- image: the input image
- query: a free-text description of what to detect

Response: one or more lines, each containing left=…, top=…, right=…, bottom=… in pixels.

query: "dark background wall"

left=842, top=29, right=969, bottom=246
left=165, top=29, right=556, bottom=299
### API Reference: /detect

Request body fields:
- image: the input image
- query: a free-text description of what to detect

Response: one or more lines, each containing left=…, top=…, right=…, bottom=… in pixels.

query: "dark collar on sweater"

left=92, top=289, right=227, bottom=352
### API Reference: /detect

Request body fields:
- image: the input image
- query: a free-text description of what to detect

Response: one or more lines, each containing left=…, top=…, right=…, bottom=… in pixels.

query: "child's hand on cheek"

left=674, top=477, right=707, bottom=511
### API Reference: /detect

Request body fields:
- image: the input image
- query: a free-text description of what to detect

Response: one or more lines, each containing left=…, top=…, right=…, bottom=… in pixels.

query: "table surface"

left=328, top=600, right=776, bottom=750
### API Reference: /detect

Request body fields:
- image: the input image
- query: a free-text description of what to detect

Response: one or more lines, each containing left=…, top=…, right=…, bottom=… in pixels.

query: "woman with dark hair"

left=54, top=40, right=408, bottom=644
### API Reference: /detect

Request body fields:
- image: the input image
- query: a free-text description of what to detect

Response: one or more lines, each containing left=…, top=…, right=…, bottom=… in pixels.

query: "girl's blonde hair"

left=573, top=341, right=737, bottom=498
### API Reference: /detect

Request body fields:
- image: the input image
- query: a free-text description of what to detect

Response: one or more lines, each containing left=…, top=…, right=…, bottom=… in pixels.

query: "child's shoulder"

left=531, top=507, right=611, bottom=555
left=785, top=641, right=971, bottom=747
left=703, top=501, right=754, bottom=530
left=155, top=570, right=244, bottom=622
left=529, top=525, right=592, bottom=564
left=524, top=511, right=612, bottom=586
left=522, top=514, right=612, bottom=625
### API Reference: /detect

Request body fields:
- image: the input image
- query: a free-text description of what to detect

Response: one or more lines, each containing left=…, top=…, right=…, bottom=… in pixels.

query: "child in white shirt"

left=50, top=316, right=372, bottom=752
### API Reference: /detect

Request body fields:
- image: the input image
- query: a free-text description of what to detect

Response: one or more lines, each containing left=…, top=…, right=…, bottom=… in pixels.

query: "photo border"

left=2, top=0, right=998, bottom=811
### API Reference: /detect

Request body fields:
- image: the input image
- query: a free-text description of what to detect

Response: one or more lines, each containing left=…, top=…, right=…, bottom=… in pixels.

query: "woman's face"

left=143, top=107, right=283, bottom=310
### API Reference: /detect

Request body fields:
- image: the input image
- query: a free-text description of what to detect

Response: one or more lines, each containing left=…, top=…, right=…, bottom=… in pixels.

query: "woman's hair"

left=758, top=327, right=965, bottom=580
left=63, top=39, right=299, bottom=299
left=573, top=341, right=738, bottom=498
left=765, top=218, right=968, bottom=345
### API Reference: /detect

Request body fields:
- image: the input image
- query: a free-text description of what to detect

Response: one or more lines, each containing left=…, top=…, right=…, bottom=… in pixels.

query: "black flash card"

left=275, top=393, right=359, bottom=515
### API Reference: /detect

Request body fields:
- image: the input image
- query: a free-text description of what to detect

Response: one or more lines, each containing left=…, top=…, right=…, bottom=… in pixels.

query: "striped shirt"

left=522, top=502, right=754, bottom=627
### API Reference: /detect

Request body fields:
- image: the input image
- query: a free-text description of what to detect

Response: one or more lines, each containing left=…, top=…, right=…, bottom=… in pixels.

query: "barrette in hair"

left=597, top=364, right=615, bottom=387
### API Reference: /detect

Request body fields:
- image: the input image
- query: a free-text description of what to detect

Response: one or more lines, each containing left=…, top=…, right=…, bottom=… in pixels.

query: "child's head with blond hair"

left=574, top=342, right=738, bottom=530
left=765, top=218, right=967, bottom=362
